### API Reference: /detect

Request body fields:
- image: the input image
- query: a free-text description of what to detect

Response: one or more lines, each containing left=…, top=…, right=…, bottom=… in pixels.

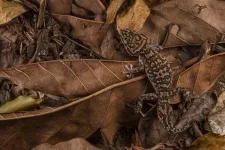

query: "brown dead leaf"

left=106, top=0, right=125, bottom=24
left=175, top=52, right=225, bottom=96
left=0, top=76, right=147, bottom=149
left=0, top=0, right=28, bottom=25
left=53, top=15, right=127, bottom=59
left=190, top=133, right=225, bottom=150
left=54, top=0, right=225, bottom=59
left=0, top=60, right=137, bottom=98
left=139, top=0, right=225, bottom=47
left=74, top=0, right=105, bottom=15
left=47, top=0, right=72, bottom=15
left=138, top=108, right=172, bottom=147
left=0, top=28, right=18, bottom=43
left=32, top=138, right=101, bottom=150
left=71, top=4, right=90, bottom=17
left=116, top=0, right=150, bottom=31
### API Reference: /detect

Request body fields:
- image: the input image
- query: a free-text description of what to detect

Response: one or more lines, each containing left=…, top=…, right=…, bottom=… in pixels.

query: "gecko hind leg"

left=126, top=101, right=146, bottom=117
left=127, top=93, right=158, bottom=117
left=139, top=93, right=158, bottom=101
left=169, top=87, right=195, bottom=133
left=172, top=87, right=193, bottom=103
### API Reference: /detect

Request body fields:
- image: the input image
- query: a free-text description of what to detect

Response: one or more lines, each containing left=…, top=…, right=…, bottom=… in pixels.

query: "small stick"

left=192, top=122, right=203, bottom=137
left=37, top=0, right=46, bottom=28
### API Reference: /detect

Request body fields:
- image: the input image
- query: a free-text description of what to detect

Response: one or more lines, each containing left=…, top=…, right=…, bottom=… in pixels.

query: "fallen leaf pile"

left=0, top=0, right=225, bottom=149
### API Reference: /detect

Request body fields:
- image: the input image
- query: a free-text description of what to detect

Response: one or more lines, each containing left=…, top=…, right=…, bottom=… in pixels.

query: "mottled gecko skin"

left=119, top=29, right=190, bottom=133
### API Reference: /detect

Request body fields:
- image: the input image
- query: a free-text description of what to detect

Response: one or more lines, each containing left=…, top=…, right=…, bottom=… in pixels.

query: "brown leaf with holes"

left=0, top=59, right=137, bottom=98
left=32, top=138, right=101, bottom=150
left=0, top=76, right=147, bottom=149
left=175, top=52, right=225, bottom=96
left=138, top=0, right=225, bottom=47
left=116, top=0, right=150, bottom=31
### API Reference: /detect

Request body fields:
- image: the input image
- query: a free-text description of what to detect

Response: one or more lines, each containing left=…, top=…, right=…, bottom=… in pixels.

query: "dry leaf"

left=0, top=96, right=42, bottom=113
left=106, top=0, right=125, bottom=24
left=116, top=0, right=150, bottom=31
left=53, top=15, right=127, bottom=59
left=0, top=28, right=18, bottom=43
left=0, top=0, right=28, bottom=25
left=190, top=133, right=225, bottom=150
left=0, top=76, right=147, bottom=149
left=139, top=0, right=225, bottom=47
left=138, top=109, right=171, bottom=147
left=175, top=52, right=225, bottom=96
left=0, top=60, right=137, bottom=98
left=47, top=0, right=72, bottom=15
left=32, top=138, right=101, bottom=150
left=74, top=0, right=105, bottom=15
left=71, top=4, right=90, bottom=17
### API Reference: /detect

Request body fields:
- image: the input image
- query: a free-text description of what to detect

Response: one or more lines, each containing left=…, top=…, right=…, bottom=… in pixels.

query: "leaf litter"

left=0, top=0, right=225, bottom=149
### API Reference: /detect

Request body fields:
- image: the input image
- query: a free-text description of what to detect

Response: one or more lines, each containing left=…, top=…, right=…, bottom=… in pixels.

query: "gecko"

left=119, top=29, right=191, bottom=133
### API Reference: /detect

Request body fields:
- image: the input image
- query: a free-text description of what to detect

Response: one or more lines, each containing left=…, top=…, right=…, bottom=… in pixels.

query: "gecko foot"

left=126, top=101, right=146, bottom=117
left=123, top=64, right=140, bottom=78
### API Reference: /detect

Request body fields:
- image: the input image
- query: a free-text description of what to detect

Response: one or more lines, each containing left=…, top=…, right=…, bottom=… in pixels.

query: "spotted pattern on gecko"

left=119, top=29, right=191, bottom=133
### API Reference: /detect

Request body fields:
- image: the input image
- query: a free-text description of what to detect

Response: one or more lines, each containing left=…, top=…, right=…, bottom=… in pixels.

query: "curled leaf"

left=0, top=96, right=42, bottom=113
left=106, top=0, right=125, bottom=24
left=0, top=0, right=28, bottom=25
left=116, top=0, right=150, bottom=31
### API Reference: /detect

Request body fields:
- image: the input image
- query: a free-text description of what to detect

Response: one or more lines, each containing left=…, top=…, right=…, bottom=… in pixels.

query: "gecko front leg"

left=123, top=56, right=145, bottom=78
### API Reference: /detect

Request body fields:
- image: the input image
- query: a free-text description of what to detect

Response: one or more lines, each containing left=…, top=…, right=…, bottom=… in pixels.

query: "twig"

left=192, top=122, right=203, bottom=137
left=36, top=0, right=46, bottom=28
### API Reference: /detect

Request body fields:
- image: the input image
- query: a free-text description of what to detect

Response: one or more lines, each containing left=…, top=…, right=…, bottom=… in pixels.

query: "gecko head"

left=119, top=29, right=147, bottom=56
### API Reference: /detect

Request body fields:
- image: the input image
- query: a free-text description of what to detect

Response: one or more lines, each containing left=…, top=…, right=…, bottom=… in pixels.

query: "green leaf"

left=0, top=96, right=42, bottom=113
